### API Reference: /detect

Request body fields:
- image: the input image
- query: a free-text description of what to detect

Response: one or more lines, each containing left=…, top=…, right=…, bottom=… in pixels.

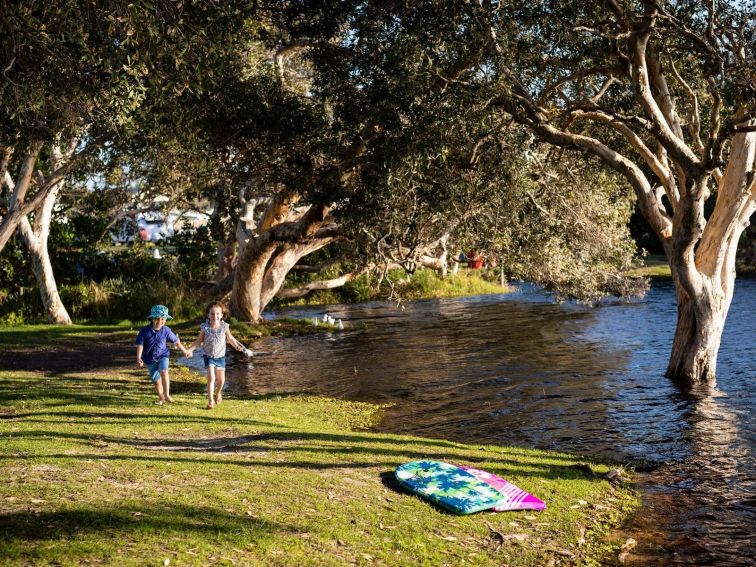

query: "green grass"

left=626, top=255, right=755, bottom=279
left=397, top=269, right=510, bottom=300
left=0, top=322, right=139, bottom=348
left=626, top=254, right=671, bottom=278
left=0, top=318, right=333, bottom=349
left=0, top=365, right=639, bottom=566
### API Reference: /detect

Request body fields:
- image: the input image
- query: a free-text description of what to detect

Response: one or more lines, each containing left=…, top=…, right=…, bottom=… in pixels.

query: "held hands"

left=242, top=347, right=253, bottom=358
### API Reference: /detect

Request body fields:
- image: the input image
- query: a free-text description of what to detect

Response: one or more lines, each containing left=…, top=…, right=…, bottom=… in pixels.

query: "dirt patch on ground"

left=0, top=340, right=134, bottom=375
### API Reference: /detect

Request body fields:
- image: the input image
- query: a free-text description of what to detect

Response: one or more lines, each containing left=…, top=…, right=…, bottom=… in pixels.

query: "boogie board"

left=458, top=465, right=546, bottom=511
left=394, top=460, right=509, bottom=514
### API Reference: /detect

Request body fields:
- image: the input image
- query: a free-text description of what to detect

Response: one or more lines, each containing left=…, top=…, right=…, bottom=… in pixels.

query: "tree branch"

left=629, top=14, right=700, bottom=177
left=276, top=268, right=367, bottom=299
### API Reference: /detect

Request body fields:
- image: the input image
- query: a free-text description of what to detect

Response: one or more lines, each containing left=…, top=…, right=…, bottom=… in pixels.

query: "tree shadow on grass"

left=3, top=412, right=287, bottom=429
left=0, top=503, right=295, bottom=545
left=0, top=343, right=135, bottom=375
left=5, top=429, right=601, bottom=482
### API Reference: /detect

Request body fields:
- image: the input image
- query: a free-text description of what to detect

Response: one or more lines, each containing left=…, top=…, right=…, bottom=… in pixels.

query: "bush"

left=56, top=278, right=205, bottom=323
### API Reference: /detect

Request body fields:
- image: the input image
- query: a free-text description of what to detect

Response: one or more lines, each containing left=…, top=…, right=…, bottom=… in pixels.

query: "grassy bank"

left=626, top=255, right=671, bottom=279
left=0, top=363, right=638, bottom=566
left=627, top=254, right=755, bottom=279
left=277, top=269, right=510, bottom=308
left=0, top=318, right=334, bottom=350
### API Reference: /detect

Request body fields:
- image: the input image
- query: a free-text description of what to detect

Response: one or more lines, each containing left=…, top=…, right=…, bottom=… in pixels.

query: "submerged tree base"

left=0, top=356, right=640, bottom=566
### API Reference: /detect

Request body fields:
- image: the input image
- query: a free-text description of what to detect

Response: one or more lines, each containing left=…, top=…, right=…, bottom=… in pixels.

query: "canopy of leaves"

left=0, top=0, right=255, bottom=146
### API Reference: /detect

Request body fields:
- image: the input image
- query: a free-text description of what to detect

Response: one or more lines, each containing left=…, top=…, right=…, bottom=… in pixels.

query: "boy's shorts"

left=146, top=357, right=170, bottom=383
left=203, top=355, right=226, bottom=369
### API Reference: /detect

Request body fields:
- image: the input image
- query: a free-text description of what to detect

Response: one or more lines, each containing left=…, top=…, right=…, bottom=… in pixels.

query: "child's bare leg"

left=161, top=370, right=173, bottom=402
left=153, top=380, right=165, bottom=404
left=206, top=367, right=216, bottom=409
left=215, top=369, right=225, bottom=405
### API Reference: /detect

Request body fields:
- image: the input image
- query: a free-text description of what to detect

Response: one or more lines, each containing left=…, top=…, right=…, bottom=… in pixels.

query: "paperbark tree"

left=230, top=197, right=340, bottom=320
left=1, top=1, right=256, bottom=322
left=4, top=142, right=79, bottom=324
left=196, top=1, right=639, bottom=319
left=473, top=0, right=755, bottom=383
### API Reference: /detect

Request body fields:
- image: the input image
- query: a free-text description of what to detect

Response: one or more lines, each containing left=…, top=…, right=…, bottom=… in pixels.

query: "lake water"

left=195, top=279, right=755, bottom=565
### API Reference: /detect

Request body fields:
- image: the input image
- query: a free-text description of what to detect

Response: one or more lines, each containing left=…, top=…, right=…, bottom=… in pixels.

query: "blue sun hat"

left=147, top=305, right=173, bottom=320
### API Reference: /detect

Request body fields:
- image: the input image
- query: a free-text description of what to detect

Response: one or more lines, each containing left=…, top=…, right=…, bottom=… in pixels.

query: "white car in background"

left=111, top=212, right=175, bottom=244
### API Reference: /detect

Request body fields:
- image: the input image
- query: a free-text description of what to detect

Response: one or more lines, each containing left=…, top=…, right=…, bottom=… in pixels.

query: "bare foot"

left=166, top=396, right=175, bottom=403
left=155, top=400, right=164, bottom=405
left=215, top=392, right=222, bottom=405
left=206, top=401, right=215, bottom=410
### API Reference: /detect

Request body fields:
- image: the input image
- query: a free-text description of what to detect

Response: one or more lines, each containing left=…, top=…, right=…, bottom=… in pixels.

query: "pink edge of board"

left=458, top=465, right=547, bottom=512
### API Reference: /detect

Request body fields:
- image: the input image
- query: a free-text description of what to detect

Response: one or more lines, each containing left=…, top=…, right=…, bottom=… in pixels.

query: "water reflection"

left=210, top=279, right=754, bottom=565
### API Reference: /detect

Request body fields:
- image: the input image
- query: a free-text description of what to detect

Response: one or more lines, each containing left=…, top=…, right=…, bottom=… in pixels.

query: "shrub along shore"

left=0, top=325, right=639, bottom=566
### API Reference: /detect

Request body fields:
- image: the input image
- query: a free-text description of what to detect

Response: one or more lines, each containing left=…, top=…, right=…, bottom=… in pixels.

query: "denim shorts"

left=203, top=355, right=226, bottom=369
left=146, top=357, right=169, bottom=383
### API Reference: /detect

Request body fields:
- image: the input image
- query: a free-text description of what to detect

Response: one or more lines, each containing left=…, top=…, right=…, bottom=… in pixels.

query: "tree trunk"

left=229, top=234, right=278, bottom=322
left=230, top=201, right=331, bottom=321
left=666, top=281, right=728, bottom=383
left=0, top=143, right=43, bottom=251
left=215, top=240, right=236, bottom=283
left=26, top=233, right=72, bottom=325
left=17, top=182, right=72, bottom=325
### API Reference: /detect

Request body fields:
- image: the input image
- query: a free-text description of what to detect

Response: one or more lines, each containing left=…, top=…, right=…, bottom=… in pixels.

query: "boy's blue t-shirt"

left=135, top=325, right=179, bottom=365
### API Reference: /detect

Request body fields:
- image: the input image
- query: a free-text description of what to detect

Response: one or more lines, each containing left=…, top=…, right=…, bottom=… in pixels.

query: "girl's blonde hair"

left=205, top=301, right=228, bottom=319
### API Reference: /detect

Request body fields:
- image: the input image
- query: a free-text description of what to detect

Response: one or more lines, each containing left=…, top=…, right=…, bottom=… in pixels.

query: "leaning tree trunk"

left=230, top=201, right=330, bottom=321
left=17, top=181, right=72, bottom=325
left=230, top=234, right=278, bottom=322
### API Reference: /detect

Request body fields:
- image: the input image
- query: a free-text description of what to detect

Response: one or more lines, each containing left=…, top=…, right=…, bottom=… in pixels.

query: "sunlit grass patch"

left=398, top=269, right=511, bottom=300
left=0, top=368, right=639, bottom=566
left=626, top=254, right=671, bottom=278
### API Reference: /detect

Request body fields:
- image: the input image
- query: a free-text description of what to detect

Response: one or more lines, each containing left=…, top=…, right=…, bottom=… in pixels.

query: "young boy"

left=135, top=305, right=193, bottom=404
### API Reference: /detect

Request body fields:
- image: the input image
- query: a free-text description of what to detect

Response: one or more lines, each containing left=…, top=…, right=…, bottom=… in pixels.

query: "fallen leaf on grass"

left=546, top=547, right=575, bottom=558
left=435, top=534, right=458, bottom=542
left=618, top=537, right=637, bottom=562
left=360, top=553, right=374, bottom=561
left=131, top=511, right=144, bottom=517
left=163, top=559, right=170, bottom=566
left=30, top=499, right=46, bottom=504
left=578, top=526, right=586, bottom=546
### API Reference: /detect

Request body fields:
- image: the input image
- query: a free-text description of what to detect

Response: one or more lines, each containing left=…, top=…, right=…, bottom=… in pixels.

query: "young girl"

left=135, top=304, right=193, bottom=404
left=190, top=302, right=252, bottom=409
